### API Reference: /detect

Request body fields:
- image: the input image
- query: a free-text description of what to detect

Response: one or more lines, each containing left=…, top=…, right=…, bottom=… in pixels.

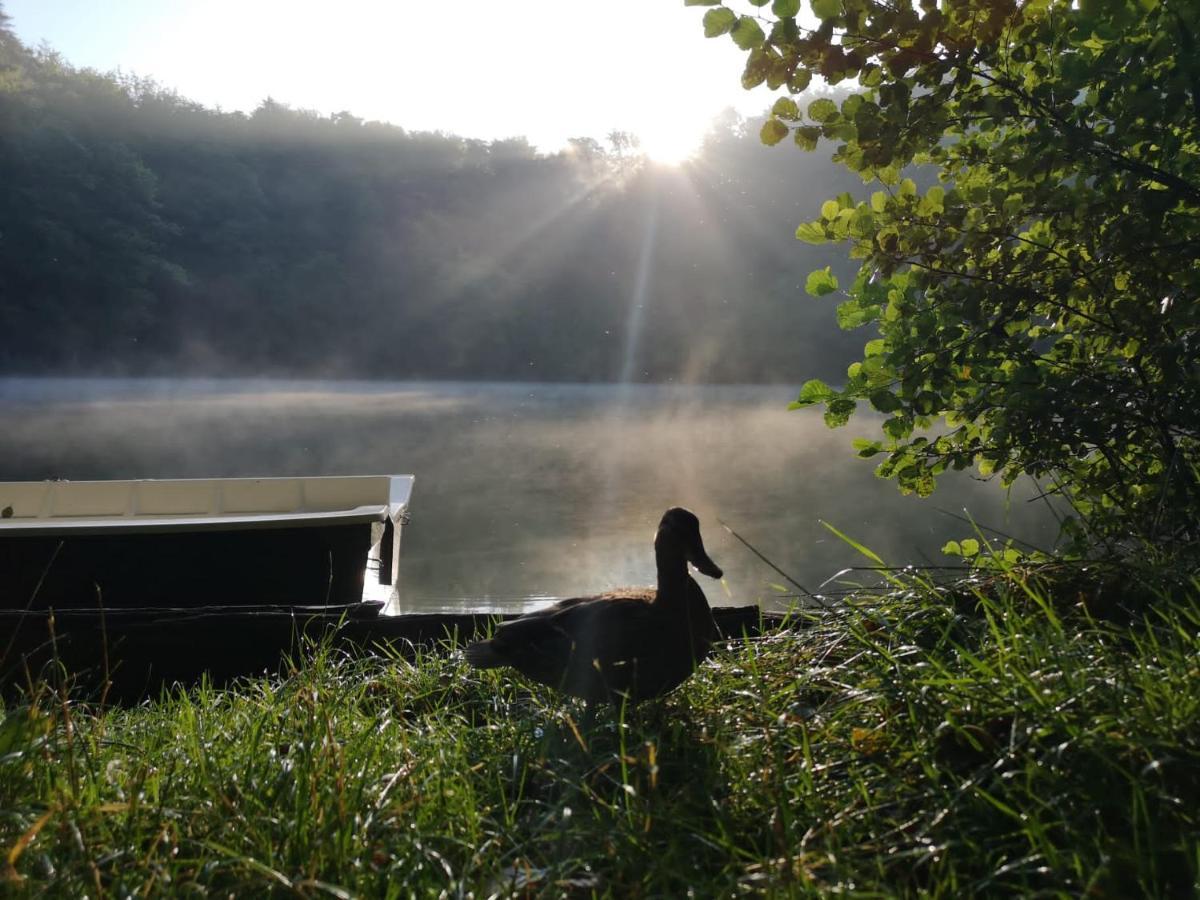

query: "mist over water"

left=0, top=378, right=1061, bottom=613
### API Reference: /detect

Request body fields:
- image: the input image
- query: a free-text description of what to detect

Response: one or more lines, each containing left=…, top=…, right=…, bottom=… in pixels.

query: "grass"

left=2, top=566, right=1200, bottom=897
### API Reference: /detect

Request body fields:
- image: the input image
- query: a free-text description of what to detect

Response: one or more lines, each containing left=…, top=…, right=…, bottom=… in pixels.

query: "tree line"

left=0, top=13, right=863, bottom=383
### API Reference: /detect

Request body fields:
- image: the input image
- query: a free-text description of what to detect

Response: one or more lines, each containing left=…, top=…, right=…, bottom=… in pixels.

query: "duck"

left=465, top=507, right=723, bottom=704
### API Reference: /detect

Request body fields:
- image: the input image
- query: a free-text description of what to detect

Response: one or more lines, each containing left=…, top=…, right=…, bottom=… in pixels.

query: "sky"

left=5, top=0, right=772, bottom=161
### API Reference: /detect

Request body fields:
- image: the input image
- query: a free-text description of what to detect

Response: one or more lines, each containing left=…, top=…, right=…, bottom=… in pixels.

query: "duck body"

left=465, top=508, right=722, bottom=704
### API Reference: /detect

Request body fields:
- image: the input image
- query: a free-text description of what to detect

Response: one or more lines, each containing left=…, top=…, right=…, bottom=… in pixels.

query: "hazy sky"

left=6, top=0, right=770, bottom=160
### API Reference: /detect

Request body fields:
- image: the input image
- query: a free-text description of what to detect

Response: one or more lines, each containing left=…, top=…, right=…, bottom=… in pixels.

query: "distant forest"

left=0, top=14, right=864, bottom=383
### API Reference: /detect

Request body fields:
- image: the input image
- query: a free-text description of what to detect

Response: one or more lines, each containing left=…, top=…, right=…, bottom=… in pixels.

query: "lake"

left=0, top=378, right=1062, bottom=613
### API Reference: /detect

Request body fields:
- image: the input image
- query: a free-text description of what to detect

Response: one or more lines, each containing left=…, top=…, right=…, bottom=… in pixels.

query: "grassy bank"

left=3, top=569, right=1199, bottom=896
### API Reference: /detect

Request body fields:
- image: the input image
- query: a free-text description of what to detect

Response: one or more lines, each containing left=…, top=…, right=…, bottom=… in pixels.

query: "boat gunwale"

left=0, top=504, right=393, bottom=536
left=0, top=474, right=414, bottom=536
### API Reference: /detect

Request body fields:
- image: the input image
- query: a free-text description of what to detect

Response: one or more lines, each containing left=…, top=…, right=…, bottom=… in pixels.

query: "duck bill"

left=688, top=545, right=723, bottom=580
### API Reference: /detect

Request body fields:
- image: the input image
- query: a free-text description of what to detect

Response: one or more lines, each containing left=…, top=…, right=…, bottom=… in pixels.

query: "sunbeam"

left=431, top=164, right=623, bottom=302
left=618, top=185, right=661, bottom=385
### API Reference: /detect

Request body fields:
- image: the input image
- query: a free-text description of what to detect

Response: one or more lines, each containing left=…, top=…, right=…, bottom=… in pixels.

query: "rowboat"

left=0, top=475, right=415, bottom=697
left=0, top=475, right=414, bottom=610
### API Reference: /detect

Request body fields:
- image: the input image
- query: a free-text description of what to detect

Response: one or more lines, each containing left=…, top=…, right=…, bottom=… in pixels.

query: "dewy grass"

left=3, top=568, right=1200, bottom=897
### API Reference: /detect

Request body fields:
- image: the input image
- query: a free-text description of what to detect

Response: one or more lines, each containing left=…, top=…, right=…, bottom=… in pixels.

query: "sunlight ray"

left=430, top=166, right=621, bottom=302
left=617, top=186, right=661, bottom=385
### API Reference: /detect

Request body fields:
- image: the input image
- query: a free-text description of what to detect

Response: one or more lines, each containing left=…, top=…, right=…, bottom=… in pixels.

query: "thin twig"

left=716, top=518, right=816, bottom=598
left=1028, top=476, right=1065, bottom=530
left=931, top=507, right=1049, bottom=553
left=1, top=539, right=64, bottom=671
left=95, top=584, right=112, bottom=712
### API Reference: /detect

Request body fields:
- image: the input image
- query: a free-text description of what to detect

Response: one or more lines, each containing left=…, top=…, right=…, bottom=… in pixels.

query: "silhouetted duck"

left=465, top=507, right=723, bottom=704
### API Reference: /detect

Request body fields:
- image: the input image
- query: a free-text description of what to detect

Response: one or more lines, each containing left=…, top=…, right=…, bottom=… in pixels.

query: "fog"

left=0, top=379, right=1062, bottom=612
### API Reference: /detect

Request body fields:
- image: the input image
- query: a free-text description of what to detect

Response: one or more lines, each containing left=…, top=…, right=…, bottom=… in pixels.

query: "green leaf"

left=875, top=163, right=901, bottom=185
left=917, top=184, right=945, bottom=216
left=869, top=389, right=901, bottom=412
left=811, top=0, right=840, bottom=21
left=702, top=7, right=737, bottom=36
left=730, top=16, right=766, bottom=49
left=942, top=540, right=962, bottom=556
left=824, top=397, right=856, bottom=427
left=848, top=205, right=874, bottom=237
left=882, top=416, right=911, bottom=440
left=914, top=391, right=939, bottom=415
left=820, top=199, right=840, bottom=220
left=760, top=118, right=789, bottom=146
left=808, top=97, right=838, bottom=122
left=788, top=68, right=813, bottom=94
left=772, top=0, right=802, bottom=15
left=793, top=125, right=820, bottom=151
left=853, top=438, right=883, bottom=457
left=806, top=266, right=840, bottom=296
left=771, top=97, right=800, bottom=119
left=836, top=299, right=878, bottom=328
left=795, top=220, right=827, bottom=243
left=741, top=48, right=769, bottom=89
left=794, top=378, right=836, bottom=405
left=960, top=538, right=980, bottom=557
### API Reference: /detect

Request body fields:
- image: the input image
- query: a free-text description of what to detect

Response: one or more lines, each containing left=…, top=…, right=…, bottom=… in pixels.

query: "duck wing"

left=463, top=605, right=567, bottom=671
left=465, top=593, right=660, bottom=701
left=542, top=595, right=671, bottom=701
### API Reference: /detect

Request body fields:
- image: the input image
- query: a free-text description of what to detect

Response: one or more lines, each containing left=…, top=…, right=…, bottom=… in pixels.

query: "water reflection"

left=0, top=378, right=1061, bottom=613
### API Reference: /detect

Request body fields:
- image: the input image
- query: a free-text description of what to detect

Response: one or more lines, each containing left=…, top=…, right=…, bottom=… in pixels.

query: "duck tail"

left=464, top=640, right=505, bottom=669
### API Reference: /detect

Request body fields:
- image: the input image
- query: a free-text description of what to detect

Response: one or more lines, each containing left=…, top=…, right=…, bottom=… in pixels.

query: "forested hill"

left=0, top=19, right=863, bottom=383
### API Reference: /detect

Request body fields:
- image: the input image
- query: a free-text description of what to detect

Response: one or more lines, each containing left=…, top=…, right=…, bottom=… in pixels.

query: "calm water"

left=0, top=378, right=1061, bottom=612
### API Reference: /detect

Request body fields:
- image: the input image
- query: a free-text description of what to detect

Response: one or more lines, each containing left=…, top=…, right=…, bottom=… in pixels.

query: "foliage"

left=3, top=570, right=1200, bottom=894
left=692, top=0, right=1200, bottom=556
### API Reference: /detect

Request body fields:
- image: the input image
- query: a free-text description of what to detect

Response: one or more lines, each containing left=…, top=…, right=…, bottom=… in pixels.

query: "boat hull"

left=1, top=523, right=374, bottom=609
left=0, top=475, right=414, bottom=610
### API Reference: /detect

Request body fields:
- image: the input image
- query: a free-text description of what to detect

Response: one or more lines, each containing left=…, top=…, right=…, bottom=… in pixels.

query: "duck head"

left=656, top=507, right=723, bottom=579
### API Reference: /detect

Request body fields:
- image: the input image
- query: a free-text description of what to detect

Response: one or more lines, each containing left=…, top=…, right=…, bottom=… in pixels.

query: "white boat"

left=0, top=475, right=414, bottom=610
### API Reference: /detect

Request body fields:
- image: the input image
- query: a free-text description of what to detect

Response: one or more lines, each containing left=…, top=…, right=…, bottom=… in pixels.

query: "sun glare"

left=639, top=132, right=701, bottom=165
left=6, top=0, right=759, bottom=165
left=636, top=121, right=708, bottom=166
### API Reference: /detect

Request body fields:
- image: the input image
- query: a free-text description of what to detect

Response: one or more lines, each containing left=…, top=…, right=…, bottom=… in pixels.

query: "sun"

left=636, top=121, right=708, bottom=166
left=638, top=130, right=703, bottom=165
